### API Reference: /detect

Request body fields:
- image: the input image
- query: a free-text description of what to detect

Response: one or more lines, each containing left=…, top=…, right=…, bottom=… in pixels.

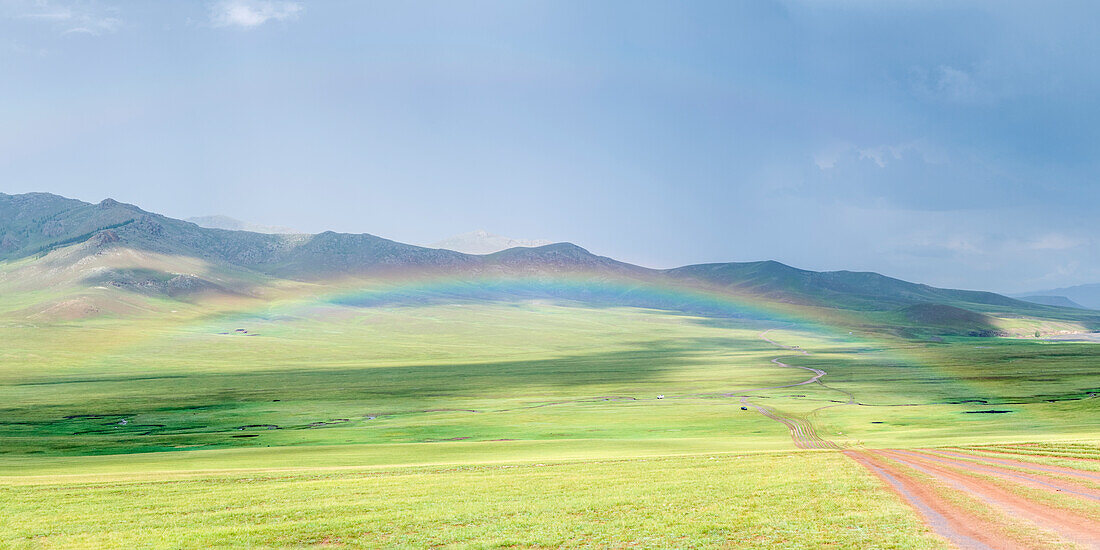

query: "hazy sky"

left=2, top=1, right=1098, bottom=293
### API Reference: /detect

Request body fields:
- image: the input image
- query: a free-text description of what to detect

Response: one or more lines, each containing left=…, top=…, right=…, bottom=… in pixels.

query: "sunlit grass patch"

left=0, top=452, right=943, bottom=549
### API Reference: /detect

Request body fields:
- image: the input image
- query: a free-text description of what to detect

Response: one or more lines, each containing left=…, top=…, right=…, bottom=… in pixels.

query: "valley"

left=1, top=192, right=1098, bottom=548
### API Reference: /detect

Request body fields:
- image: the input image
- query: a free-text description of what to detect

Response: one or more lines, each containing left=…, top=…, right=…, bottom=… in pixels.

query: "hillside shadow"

left=327, top=284, right=781, bottom=323
left=6, top=336, right=753, bottom=419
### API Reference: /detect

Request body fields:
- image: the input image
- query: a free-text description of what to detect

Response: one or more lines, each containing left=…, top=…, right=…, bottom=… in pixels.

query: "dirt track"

left=936, top=449, right=1100, bottom=481
left=738, top=396, right=840, bottom=450
left=850, top=448, right=1100, bottom=549
left=845, top=450, right=1007, bottom=549
left=748, top=332, right=1100, bottom=548
left=740, top=330, right=853, bottom=449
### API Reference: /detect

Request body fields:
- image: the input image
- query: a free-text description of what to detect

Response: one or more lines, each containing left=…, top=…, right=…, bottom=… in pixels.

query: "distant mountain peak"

left=430, top=230, right=553, bottom=255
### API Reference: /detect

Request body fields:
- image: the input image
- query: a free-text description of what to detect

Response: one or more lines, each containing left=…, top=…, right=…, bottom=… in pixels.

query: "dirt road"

left=740, top=330, right=852, bottom=449
left=850, top=448, right=1100, bottom=549
left=749, top=331, right=1100, bottom=548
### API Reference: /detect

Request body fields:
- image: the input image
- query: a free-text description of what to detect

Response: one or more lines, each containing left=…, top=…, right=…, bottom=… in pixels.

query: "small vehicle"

left=740, top=406, right=748, bottom=411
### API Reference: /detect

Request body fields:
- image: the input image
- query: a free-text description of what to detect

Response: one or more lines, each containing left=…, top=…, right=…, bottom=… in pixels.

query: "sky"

left=1, top=0, right=1098, bottom=293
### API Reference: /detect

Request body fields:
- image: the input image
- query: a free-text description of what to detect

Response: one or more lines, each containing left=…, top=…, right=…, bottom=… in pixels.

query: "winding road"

left=739, top=329, right=853, bottom=449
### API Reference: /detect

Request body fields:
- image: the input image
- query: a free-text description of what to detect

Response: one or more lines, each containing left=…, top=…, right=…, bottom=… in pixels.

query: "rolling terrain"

left=3, top=192, right=1095, bottom=334
left=1, top=192, right=1098, bottom=548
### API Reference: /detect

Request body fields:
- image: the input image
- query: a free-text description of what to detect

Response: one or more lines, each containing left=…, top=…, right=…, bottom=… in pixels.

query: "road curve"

left=739, top=330, right=852, bottom=449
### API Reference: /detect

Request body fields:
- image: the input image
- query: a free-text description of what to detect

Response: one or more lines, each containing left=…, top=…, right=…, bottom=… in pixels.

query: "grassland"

left=3, top=301, right=1096, bottom=461
left=2, top=294, right=1097, bottom=547
left=1, top=303, right=804, bottom=459
left=2, top=452, right=945, bottom=549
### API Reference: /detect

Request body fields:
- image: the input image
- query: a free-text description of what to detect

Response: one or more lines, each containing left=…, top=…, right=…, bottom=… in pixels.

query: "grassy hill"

left=665, top=260, right=1100, bottom=335
left=668, top=260, right=1040, bottom=312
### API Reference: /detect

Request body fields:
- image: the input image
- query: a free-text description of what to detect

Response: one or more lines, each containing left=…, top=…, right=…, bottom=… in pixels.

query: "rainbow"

left=85, top=268, right=1056, bottom=427
left=220, top=270, right=1061, bottom=416
left=190, top=268, right=858, bottom=344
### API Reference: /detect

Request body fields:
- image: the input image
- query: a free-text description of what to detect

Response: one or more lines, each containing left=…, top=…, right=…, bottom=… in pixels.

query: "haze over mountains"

left=186, top=215, right=299, bottom=235
left=430, top=230, right=553, bottom=255
left=1014, top=295, right=1091, bottom=310
left=1015, top=285, right=1100, bottom=310
left=1, top=192, right=1098, bottom=335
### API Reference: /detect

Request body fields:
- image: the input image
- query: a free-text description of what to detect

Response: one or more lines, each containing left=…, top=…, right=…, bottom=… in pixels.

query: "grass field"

left=1, top=303, right=806, bottom=459
left=2, top=294, right=1097, bottom=547
left=2, top=452, right=943, bottom=549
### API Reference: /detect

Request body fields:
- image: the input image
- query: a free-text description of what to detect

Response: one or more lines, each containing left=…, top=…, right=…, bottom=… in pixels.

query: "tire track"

left=876, top=450, right=1100, bottom=548
left=738, top=397, right=840, bottom=450
left=936, top=449, right=1100, bottom=482
left=739, top=330, right=853, bottom=449
left=964, top=444, right=1100, bottom=463
left=893, top=450, right=1100, bottom=503
left=844, top=451, right=1000, bottom=549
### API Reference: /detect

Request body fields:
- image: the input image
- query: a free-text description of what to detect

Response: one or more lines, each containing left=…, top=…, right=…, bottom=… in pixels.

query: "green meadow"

left=1, top=453, right=942, bottom=549
left=5, top=301, right=1095, bottom=461
left=2, top=299, right=1097, bottom=547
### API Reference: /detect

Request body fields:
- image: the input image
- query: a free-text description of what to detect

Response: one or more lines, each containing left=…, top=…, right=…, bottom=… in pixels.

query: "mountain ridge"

left=2, top=192, right=1096, bottom=332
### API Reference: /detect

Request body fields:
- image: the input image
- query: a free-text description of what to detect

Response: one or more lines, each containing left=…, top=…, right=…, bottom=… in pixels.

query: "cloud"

left=811, top=142, right=851, bottom=170
left=868, top=210, right=1099, bottom=291
left=935, top=66, right=978, bottom=101
left=1021, top=233, right=1086, bottom=252
left=856, top=144, right=905, bottom=168
left=19, top=9, right=72, bottom=21
left=6, top=1, right=122, bottom=36
left=909, top=65, right=986, bottom=103
left=902, top=228, right=1088, bottom=260
left=5, top=39, right=46, bottom=56
left=813, top=140, right=944, bottom=171
left=209, top=0, right=302, bottom=29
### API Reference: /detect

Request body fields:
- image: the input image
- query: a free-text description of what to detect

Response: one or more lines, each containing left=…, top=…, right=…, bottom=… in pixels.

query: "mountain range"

left=1, top=192, right=1097, bottom=336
